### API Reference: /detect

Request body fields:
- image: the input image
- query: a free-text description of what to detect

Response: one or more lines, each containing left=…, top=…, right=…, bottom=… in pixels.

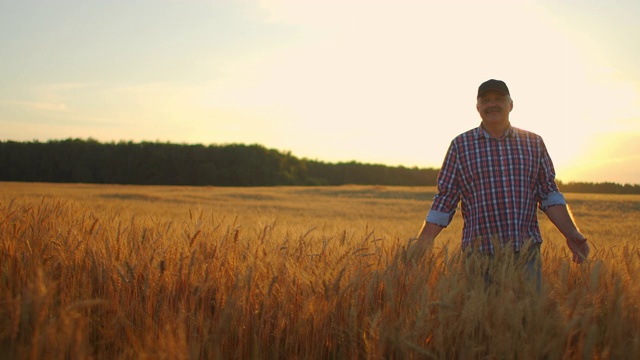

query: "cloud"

left=2, top=99, right=68, bottom=112
left=0, top=82, right=90, bottom=114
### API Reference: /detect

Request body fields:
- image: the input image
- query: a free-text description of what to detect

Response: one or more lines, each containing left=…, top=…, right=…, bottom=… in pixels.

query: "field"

left=1, top=182, right=640, bottom=359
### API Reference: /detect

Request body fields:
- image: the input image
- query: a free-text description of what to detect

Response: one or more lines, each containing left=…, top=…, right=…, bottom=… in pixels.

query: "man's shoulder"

left=453, top=127, right=480, bottom=141
left=450, top=125, right=545, bottom=143
left=511, top=126, right=543, bottom=140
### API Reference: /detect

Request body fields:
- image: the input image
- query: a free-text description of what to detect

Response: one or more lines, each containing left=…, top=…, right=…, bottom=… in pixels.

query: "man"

left=410, top=79, right=589, bottom=266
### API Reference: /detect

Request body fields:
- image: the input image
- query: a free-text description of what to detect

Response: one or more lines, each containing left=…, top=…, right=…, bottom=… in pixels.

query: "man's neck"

left=481, top=121, right=510, bottom=138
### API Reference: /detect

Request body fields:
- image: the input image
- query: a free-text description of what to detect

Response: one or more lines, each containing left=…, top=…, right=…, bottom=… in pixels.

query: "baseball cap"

left=477, top=79, right=510, bottom=98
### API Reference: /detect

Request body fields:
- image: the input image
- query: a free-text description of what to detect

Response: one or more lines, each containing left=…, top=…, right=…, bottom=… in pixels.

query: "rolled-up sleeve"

left=536, top=138, right=566, bottom=210
left=427, top=141, right=461, bottom=227
left=426, top=209, right=453, bottom=227
left=540, top=191, right=566, bottom=210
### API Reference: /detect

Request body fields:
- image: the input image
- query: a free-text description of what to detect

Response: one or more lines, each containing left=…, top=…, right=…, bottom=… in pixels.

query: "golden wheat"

left=1, top=182, right=639, bottom=359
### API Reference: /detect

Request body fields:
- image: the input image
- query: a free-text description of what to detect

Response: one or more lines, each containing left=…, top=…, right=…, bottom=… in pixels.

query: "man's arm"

left=407, top=221, right=443, bottom=264
left=535, top=138, right=589, bottom=263
left=544, top=204, right=589, bottom=263
left=408, top=140, right=459, bottom=264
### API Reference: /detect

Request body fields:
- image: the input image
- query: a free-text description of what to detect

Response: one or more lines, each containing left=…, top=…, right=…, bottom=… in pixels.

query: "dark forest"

left=1, top=139, right=638, bottom=194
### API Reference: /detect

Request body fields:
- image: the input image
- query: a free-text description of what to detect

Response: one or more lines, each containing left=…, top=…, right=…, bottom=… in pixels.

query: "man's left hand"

left=566, top=235, right=589, bottom=264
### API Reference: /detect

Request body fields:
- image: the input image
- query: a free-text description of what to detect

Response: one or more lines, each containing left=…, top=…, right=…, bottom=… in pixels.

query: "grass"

left=1, top=182, right=640, bottom=359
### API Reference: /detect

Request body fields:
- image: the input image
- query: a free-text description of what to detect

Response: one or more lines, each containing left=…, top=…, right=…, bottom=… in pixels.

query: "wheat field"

left=1, top=182, right=639, bottom=359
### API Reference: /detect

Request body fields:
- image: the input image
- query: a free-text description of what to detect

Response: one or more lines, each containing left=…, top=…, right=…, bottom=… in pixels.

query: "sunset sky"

left=1, top=0, right=639, bottom=184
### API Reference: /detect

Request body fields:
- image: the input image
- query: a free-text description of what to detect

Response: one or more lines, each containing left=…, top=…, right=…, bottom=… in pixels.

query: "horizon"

left=5, top=136, right=640, bottom=186
left=1, top=1, right=639, bottom=184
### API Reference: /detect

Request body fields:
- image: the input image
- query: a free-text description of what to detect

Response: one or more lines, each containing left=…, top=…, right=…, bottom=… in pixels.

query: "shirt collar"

left=476, top=123, right=515, bottom=139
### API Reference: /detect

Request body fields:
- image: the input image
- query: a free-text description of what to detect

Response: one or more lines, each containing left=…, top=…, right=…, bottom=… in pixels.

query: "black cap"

left=477, top=79, right=510, bottom=98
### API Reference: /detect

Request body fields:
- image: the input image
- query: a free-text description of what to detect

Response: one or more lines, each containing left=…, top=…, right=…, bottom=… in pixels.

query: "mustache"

left=485, top=106, right=502, bottom=114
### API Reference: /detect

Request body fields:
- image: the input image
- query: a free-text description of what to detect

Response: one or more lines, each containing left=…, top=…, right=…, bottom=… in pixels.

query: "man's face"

left=476, top=90, right=513, bottom=126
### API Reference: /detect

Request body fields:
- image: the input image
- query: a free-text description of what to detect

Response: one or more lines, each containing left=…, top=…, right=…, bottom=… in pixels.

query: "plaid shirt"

left=426, top=124, right=566, bottom=253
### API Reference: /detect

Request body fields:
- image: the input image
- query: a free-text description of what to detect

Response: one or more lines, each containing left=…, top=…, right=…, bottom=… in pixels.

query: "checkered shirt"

left=426, top=124, right=566, bottom=253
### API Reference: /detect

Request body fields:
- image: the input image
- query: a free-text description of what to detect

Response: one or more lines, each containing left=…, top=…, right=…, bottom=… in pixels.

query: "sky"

left=1, top=0, right=639, bottom=184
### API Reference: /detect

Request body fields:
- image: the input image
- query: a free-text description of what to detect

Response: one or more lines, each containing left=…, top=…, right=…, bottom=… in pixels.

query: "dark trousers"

left=464, top=242, right=542, bottom=291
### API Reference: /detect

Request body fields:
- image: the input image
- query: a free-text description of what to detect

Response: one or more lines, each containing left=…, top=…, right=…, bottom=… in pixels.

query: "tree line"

left=0, top=139, right=437, bottom=187
left=556, top=180, right=640, bottom=195
left=1, top=138, right=638, bottom=194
